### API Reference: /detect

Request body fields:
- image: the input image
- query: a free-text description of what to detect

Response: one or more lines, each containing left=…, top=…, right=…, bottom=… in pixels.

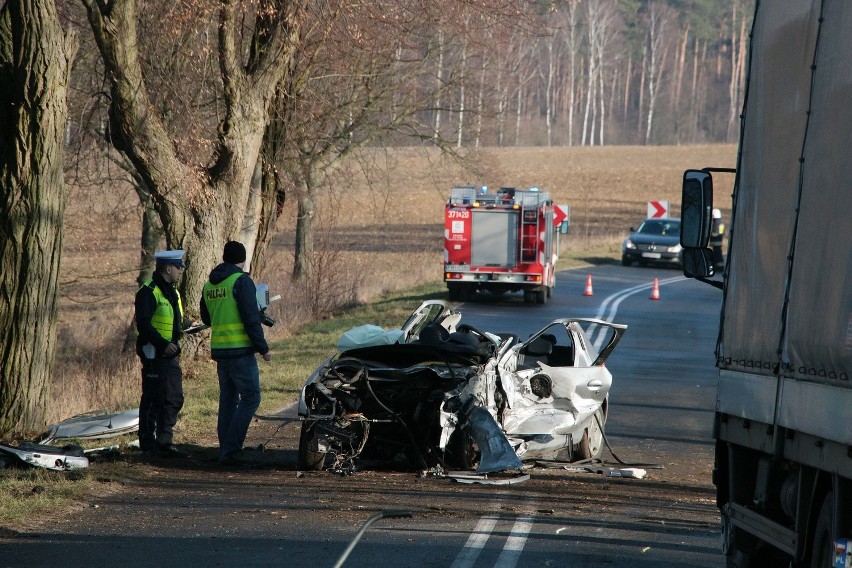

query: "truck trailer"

left=678, top=2, right=851, bottom=567
left=443, top=186, right=568, bottom=304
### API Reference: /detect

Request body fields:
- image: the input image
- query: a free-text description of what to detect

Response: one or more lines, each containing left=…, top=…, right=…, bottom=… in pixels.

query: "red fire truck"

left=443, top=186, right=568, bottom=303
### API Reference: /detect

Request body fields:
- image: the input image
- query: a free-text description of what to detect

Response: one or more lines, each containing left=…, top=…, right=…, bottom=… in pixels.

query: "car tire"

left=297, top=421, right=327, bottom=471
left=621, top=256, right=631, bottom=266
left=575, top=410, right=604, bottom=461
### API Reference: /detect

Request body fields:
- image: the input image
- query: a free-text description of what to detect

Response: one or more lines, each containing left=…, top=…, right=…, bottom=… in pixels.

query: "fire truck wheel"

left=447, top=285, right=461, bottom=302
left=536, top=289, right=547, bottom=304
left=523, top=291, right=536, bottom=304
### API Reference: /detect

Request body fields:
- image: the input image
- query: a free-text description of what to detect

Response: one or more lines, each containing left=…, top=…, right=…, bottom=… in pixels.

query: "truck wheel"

left=297, top=421, right=327, bottom=471
left=536, top=289, right=547, bottom=304
left=447, top=285, right=461, bottom=302
left=810, top=491, right=834, bottom=568
left=523, top=291, right=536, bottom=304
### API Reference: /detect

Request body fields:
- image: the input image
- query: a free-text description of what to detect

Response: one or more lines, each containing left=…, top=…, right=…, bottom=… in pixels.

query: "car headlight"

left=666, top=244, right=682, bottom=253
left=623, top=239, right=636, bottom=250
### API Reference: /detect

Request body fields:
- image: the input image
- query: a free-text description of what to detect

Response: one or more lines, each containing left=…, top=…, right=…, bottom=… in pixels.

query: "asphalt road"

left=0, top=264, right=724, bottom=568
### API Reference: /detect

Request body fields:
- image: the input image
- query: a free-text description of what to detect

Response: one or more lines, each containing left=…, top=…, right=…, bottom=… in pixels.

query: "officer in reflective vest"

left=201, top=241, right=271, bottom=465
left=134, top=249, right=190, bottom=458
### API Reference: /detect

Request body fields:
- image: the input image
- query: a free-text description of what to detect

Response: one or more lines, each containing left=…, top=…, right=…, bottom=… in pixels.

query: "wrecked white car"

left=297, top=301, right=626, bottom=474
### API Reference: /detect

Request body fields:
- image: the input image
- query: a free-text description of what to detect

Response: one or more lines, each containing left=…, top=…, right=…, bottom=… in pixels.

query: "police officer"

left=710, top=208, right=726, bottom=269
left=135, top=250, right=190, bottom=458
left=200, top=241, right=271, bottom=465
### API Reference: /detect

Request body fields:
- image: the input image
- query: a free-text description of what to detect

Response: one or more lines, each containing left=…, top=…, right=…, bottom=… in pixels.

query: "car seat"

left=519, top=335, right=553, bottom=368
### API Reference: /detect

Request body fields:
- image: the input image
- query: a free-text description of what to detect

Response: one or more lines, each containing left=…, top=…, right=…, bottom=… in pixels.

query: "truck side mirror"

left=680, top=170, right=714, bottom=249
left=682, top=249, right=715, bottom=279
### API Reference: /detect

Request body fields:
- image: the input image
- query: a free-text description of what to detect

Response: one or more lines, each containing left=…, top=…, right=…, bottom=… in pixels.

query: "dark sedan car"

left=621, top=218, right=683, bottom=267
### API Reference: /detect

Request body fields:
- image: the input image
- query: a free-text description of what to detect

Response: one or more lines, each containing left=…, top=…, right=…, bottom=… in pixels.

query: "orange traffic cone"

left=650, top=278, right=660, bottom=300
left=583, top=274, right=594, bottom=296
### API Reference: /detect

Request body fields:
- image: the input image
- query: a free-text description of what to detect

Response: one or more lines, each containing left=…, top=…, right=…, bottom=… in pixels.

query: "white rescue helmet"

left=712, top=208, right=722, bottom=219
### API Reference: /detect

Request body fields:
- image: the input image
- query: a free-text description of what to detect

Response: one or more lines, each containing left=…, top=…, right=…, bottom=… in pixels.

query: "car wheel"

left=297, top=421, right=327, bottom=471
left=810, top=491, right=835, bottom=568
left=575, top=410, right=604, bottom=461
left=621, top=256, right=631, bottom=267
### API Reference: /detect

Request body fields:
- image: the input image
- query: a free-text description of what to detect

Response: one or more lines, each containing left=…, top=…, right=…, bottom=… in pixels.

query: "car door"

left=497, top=318, right=626, bottom=436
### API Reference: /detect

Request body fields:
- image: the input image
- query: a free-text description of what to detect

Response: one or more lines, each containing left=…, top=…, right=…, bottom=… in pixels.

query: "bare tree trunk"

left=644, top=2, right=670, bottom=145
left=727, top=5, right=747, bottom=142
left=0, top=0, right=77, bottom=435
left=124, top=179, right=163, bottom=352
left=638, top=45, right=646, bottom=138
left=475, top=50, right=487, bottom=148
left=566, top=1, right=579, bottom=146
left=292, top=182, right=315, bottom=281
left=251, top=102, right=286, bottom=281
left=623, top=53, right=631, bottom=120
left=543, top=35, right=555, bottom=147
left=515, top=85, right=522, bottom=146
left=456, top=35, right=468, bottom=148
left=674, top=23, right=689, bottom=141
left=433, top=29, right=444, bottom=141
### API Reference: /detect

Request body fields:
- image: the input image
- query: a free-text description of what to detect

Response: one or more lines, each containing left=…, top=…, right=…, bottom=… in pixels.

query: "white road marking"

left=451, top=514, right=535, bottom=568
left=588, top=276, right=687, bottom=350
left=494, top=516, right=534, bottom=568
left=450, top=515, right=498, bottom=568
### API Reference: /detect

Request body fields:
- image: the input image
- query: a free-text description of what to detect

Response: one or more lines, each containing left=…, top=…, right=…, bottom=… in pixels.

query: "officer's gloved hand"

left=164, top=342, right=181, bottom=358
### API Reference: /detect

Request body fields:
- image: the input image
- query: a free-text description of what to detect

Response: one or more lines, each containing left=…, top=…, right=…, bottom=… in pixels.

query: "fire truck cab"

left=444, top=186, right=567, bottom=304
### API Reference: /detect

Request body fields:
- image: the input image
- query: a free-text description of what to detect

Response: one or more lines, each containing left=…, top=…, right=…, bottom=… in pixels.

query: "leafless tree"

left=643, top=1, right=671, bottom=144
left=78, top=0, right=308, bottom=312
left=0, top=0, right=77, bottom=434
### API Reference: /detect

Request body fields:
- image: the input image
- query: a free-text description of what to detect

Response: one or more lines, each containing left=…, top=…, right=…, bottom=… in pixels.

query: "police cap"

left=154, top=249, right=186, bottom=268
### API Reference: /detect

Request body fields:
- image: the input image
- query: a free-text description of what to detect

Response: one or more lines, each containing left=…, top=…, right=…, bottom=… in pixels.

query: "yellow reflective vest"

left=141, top=279, right=183, bottom=342
left=202, top=273, right=251, bottom=350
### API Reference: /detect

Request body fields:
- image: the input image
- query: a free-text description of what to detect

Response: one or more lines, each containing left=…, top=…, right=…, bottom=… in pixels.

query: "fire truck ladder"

left=519, top=191, right=547, bottom=263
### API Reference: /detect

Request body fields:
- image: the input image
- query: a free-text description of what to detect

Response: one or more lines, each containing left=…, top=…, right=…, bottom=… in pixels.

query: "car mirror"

left=680, top=170, right=713, bottom=248
left=682, top=248, right=715, bottom=279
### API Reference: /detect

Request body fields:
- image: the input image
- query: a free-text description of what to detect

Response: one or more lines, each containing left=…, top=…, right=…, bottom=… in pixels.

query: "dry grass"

left=50, top=144, right=736, bottom=423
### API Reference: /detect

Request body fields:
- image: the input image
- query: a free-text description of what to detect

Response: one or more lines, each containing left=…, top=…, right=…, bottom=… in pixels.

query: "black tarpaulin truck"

left=678, top=2, right=851, bottom=567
